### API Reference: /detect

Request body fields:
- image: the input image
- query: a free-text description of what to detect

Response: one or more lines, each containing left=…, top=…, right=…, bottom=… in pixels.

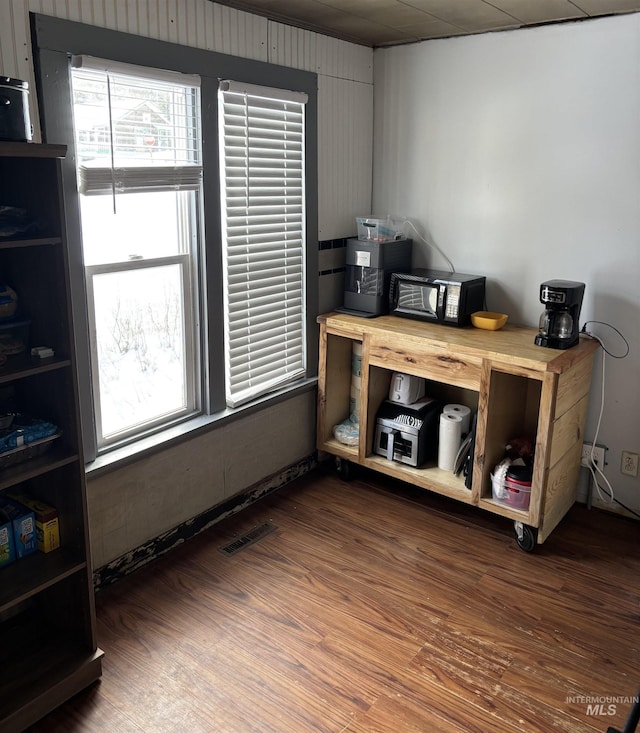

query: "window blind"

left=77, top=164, right=202, bottom=195
left=71, top=58, right=201, bottom=196
left=219, top=81, right=307, bottom=408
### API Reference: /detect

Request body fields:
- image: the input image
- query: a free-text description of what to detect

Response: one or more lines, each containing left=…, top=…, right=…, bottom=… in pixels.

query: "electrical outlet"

left=581, top=443, right=606, bottom=469
left=621, top=450, right=639, bottom=477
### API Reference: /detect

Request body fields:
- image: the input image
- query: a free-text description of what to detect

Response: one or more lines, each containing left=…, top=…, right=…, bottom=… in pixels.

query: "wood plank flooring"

left=29, top=467, right=639, bottom=733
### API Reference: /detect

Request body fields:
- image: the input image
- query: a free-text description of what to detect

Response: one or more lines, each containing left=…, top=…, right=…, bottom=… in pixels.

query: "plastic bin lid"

left=506, top=464, right=533, bottom=482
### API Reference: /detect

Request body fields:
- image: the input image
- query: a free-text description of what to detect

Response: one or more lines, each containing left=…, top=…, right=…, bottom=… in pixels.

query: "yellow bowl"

left=471, top=311, right=508, bottom=330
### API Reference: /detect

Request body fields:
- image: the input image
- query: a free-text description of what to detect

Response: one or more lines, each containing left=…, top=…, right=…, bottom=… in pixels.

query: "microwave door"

left=397, top=282, right=439, bottom=318
left=430, top=284, right=441, bottom=314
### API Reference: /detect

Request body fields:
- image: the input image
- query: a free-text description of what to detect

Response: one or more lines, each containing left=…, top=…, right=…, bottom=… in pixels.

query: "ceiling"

left=210, top=0, right=640, bottom=47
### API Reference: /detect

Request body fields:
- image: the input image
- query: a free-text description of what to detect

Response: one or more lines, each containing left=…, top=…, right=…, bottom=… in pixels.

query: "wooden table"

left=317, top=312, right=599, bottom=550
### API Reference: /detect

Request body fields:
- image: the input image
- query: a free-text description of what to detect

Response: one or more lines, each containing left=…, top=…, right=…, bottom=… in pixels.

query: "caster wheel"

left=514, top=521, right=537, bottom=552
left=335, top=457, right=353, bottom=481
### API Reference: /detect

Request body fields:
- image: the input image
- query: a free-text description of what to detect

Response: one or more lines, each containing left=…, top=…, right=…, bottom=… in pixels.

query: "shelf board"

left=364, top=455, right=475, bottom=503
left=478, top=496, right=533, bottom=523
left=0, top=355, right=71, bottom=384
left=0, top=445, right=79, bottom=491
left=319, top=437, right=359, bottom=460
left=0, top=236, right=62, bottom=250
left=0, top=141, right=67, bottom=159
left=0, top=548, right=87, bottom=613
left=0, top=625, right=102, bottom=732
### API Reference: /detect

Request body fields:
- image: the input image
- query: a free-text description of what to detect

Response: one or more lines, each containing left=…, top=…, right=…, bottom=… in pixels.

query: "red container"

left=503, top=476, right=531, bottom=510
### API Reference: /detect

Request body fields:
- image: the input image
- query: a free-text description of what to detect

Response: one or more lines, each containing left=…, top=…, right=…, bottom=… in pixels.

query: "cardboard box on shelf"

left=5, top=492, right=60, bottom=553
left=0, top=498, right=37, bottom=558
left=0, top=511, right=15, bottom=567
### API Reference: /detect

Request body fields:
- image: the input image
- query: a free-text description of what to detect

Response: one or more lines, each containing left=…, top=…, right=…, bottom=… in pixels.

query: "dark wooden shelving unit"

left=0, top=356, right=73, bottom=384
left=0, top=142, right=103, bottom=733
left=0, top=236, right=62, bottom=249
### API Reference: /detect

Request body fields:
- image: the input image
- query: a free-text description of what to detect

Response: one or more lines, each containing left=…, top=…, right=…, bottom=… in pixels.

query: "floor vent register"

left=218, top=522, right=276, bottom=556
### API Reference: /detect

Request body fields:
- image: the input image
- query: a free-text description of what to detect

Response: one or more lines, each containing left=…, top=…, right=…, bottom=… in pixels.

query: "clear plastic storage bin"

left=356, top=216, right=403, bottom=242
left=491, top=473, right=531, bottom=510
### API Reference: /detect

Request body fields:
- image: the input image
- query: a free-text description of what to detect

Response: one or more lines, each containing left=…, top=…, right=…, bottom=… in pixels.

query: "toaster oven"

left=373, top=399, right=441, bottom=468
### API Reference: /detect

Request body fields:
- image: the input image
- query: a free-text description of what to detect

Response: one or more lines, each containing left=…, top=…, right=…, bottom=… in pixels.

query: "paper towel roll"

left=349, top=378, right=361, bottom=425
left=349, top=348, right=362, bottom=422
left=443, top=404, right=471, bottom=435
left=438, top=412, right=463, bottom=472
left=352, top=342, right=363, bottom=378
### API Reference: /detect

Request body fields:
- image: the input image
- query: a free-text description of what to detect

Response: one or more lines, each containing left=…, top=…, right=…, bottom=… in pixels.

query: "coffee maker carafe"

left=534, top=280, right=585, bottom=349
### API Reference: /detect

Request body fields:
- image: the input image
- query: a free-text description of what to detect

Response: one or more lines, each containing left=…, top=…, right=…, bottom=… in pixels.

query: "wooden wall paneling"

left=317, top=74, right=374, bottom=240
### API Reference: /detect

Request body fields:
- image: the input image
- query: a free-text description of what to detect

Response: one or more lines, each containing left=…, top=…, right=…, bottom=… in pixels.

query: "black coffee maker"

left=534, top=280, right=585, bottom=349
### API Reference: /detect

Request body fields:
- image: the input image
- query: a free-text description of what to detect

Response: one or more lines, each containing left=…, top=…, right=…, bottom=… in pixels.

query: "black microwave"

left=390, top=269, right=486, bottom=326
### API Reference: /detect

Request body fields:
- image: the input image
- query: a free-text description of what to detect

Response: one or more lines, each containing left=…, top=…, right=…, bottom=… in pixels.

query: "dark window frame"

left=30, top=13, right=318, bottom=463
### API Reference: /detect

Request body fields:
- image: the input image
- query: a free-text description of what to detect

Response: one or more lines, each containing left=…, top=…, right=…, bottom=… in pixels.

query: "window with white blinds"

left=219, top=81, right=308, bottom=408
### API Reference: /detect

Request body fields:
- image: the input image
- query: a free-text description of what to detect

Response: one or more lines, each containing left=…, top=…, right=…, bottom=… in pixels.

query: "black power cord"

left=581, top=320, right=630, bottom=359
left=594, top=480, right=640, bottom=520
left=579, top=319, right=636, bottom=515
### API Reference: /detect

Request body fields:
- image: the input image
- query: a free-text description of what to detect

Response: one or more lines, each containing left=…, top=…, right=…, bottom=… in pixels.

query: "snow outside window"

left=219, top=81, right=307, bottom=408
left=71, top=58, right=202, bottom=450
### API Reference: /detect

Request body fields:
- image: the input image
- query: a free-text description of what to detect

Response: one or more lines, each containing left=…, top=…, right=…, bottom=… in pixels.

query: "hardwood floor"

left=29, top=467, right=639, bottom=733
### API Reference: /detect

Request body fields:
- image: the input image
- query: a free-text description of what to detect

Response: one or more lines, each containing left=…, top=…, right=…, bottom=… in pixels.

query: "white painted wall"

left=0, top=0, right=374, bottom=566
left=373, top=14, right=640, bottom=515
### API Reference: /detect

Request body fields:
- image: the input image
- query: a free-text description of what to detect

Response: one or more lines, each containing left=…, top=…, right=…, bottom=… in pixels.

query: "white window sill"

left=85, top=377, right=318, bottom=478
